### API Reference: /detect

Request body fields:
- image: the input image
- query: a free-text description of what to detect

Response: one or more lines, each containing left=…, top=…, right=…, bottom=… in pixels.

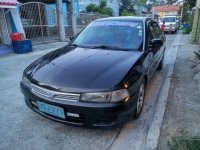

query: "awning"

left=0, top=0, right=19, bottom=8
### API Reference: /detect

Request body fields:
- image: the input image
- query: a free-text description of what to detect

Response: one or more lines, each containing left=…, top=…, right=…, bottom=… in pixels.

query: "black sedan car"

left=21, top=17, right=166, bottom=129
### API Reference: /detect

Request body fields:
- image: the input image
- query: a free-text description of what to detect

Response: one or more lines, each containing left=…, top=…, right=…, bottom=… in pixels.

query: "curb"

left=144, top=33, right=182, bottom=150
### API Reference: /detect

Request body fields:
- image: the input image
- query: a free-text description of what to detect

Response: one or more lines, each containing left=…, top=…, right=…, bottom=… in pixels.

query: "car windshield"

left=72, top=20, right=144, bottom=51
left=162, top=17, right=176, bottom=22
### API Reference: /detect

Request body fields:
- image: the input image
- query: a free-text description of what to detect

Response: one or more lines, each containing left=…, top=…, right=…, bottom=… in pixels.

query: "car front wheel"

left=134, top=81, right=145, bottom=119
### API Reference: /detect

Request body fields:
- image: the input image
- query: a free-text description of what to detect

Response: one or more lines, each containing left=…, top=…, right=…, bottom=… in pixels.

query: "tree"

left=86, top=1, right=113, bottom=16
left=182, top=1, right=190, bottom=22
left=167, top=0, right=195, bottom=9
left=101, top=7, right=113, bottom=16
left=185, top=0, right=196, bottom=9
left=99, top=0, right=106, bottom=9
left=86, top=4, right=97, bottom=13
left=120, top=0, right=135, bottom=16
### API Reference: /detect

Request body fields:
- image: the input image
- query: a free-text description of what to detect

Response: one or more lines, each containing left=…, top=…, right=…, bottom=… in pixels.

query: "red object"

left=10, top=33, right=21, bottom=41
left=161, top=24, right=165, bottom=32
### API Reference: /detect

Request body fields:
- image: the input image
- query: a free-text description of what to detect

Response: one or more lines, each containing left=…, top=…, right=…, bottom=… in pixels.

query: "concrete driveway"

left=0, top=34, right=176, bottom=150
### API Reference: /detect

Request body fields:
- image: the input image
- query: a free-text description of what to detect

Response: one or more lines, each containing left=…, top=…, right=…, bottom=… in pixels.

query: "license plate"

left=37, top=101, right=65, bottom=119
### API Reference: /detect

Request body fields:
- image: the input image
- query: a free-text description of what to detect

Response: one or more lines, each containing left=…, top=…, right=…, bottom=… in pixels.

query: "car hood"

left=25, top=47, right=143, bottom=92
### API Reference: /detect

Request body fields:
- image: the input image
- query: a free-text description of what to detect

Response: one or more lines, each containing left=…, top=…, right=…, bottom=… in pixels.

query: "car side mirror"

left=148, top=39, right=163, bottom=48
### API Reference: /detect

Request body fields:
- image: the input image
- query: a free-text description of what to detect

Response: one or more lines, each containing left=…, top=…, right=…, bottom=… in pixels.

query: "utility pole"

left=72, top=0, right=77, bottom=35
left=56, top=0, right=65, bottom=41
left=66, top=0, right=77, bottom=36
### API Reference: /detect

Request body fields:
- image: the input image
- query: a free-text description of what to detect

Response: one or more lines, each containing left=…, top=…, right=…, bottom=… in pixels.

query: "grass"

left=168, top=131, right=200, bottom=150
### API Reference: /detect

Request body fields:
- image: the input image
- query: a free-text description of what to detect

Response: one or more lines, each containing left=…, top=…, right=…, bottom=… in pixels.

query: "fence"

left=65, top=13, right=108, bottom=37
left=76, top=13, right=108, bottom=32
left=0, top=9, right=10, bottom=45
left=19, top=2, right=59, bottom=44
left=19, top=2, right=108, bottom=43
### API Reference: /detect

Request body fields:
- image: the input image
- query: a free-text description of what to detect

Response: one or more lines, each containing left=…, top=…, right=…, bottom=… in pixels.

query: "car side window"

left=147, top=22, right=156, bottom=45
left=152, top=22, right=162, bottom=38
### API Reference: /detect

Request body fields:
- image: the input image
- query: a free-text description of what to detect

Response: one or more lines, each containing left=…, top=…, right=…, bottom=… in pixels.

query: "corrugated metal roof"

left=0, top=0, right=19, bottom=6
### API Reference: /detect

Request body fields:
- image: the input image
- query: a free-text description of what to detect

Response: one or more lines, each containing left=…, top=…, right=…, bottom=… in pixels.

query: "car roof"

left=95, top=16, right=150, bottom=22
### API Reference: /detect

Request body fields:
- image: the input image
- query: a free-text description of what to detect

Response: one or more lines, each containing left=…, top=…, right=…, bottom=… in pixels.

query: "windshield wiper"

left=68, top=44, right=87, bottom=48
left=68, top=43, right=79, bottom=47
left=89, top=45, right=133, bottom=51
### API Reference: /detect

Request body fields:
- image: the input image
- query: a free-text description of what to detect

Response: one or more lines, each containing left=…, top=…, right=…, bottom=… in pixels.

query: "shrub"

left=101, top=7, right=113, bottom=16
left=86, top=1, right=113, bottom=16
left=121, top=10, right=135, bottom=16
left=99, top=0, right=106, bottom=9
left=86, top=4, right=96, bottom=13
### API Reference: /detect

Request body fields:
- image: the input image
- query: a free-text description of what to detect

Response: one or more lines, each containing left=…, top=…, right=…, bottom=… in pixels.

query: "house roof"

left=152, top=5, right=181, bottom=12
left=0, top=0, right=19, bottom=6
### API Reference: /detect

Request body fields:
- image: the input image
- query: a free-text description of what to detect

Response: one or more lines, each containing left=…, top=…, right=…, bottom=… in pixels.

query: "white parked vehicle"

left=159, top=16, right=179, bottom=33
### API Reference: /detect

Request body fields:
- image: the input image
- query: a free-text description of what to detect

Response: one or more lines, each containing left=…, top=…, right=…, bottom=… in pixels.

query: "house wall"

left=156, top=10, right=179, bottom=18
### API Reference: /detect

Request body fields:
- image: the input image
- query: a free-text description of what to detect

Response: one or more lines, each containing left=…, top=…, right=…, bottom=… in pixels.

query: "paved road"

left=0, top=34, right=176, bottom=150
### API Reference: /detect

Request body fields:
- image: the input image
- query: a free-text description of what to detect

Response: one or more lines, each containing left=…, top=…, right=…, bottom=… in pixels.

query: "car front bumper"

left=164, top=26, right=176, bottom=32
left=20, top=83, right=137, bottom=129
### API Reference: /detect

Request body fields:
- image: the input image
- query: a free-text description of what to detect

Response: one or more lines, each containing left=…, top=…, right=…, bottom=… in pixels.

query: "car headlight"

left=80, top=89, right=129, bottom=102
left=22, top=76, right=31, bottom=88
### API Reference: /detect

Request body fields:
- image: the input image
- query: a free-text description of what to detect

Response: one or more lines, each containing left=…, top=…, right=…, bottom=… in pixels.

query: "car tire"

left=157, top=56, right=164, bottom=70
left=134, top=80, right=145, bottom=119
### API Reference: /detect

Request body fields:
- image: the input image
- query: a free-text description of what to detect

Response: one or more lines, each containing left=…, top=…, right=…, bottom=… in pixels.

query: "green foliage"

left=167, top=0, right=195, bottom=7
left=99, top=0, right=106, bottom=9
left=119, top=0, right=135, bottom=16
left=186, top=0, right=196, bottom=9
left=121, top=10, right=135, bottom=16
left=101, top=7, right=113, bottom=16
left=168, top=130, right=200, bottom=150
left=182, top=1, right=190, bottom=23
left=86, top=1, right=113, bottom=16
left=86, top=4, right=97, bottom=13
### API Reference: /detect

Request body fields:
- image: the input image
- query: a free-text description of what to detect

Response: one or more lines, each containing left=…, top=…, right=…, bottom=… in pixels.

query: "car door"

left=146, top=21, right=158, bottom=79
left=151, top=21, right=165, bottom=68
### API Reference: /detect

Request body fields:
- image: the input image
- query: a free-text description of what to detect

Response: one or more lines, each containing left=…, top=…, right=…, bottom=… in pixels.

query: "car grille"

left=31, top=84, right=80, bottom=101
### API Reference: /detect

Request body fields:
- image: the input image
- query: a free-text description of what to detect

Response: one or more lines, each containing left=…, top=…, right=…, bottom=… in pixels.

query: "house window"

left=79, top=0, right=85, bottom=3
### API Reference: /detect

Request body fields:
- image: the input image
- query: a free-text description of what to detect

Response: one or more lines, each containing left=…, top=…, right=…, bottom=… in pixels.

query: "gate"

left=0, top=8, right=10, bottom=44
left=19, top=2, right=59, bottom=44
